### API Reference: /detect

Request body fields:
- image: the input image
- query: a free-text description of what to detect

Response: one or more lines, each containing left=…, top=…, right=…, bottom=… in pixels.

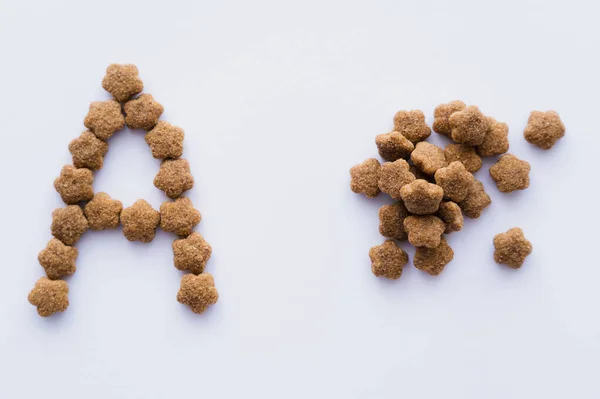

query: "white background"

left=1, top=0, right=599, bottom=398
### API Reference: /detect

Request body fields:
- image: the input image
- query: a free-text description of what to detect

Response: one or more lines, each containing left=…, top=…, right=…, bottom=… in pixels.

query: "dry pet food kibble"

left=84, top=192, right=123, bottom=230
left=28, top=277, right=69, bottom=317
left=173, top=232, right=212, bottom=275
left=51, top=205, right=89, bottom=245
left=403, top=215, right=445, bottom=248
left=378, top=202, right=409, bottom=240
left=410, top=142, right=447, bottom=175
left=369, top=240, right=408, bottom=280
left=145, top=121, right=185, bottom=159
left=154, top=159, right=195, bottom=199
left=375, top=131, right=414, bottom=161
left=414, top=238, right=454, bottom=276
left=160, top=197, right=201, bottom=237
left=400, top=179, right=443, bottom=215
left=449, top=105, right=489, bottom=146
left=54, top=165, right=94, bottom=204
left=524, top=111, right=565, bottom=150
left=393, top=110, right=431, bottom=143
left=433, top=100, right=466, bottom=137
left=437, top=201, right=463, bottom=233
left=177, top=273, right=219, bottom=314
left=121, top=199, right=161, bottom=243
left=489, top=154, right=530, bottom=192
left=38, top=238, right=77, bottom=280
left=477, top=117, right=509, bottom=157
left=350, top=158, right=381, bottom=198
left=102, top=64, right=143, bottom=102
left=83, top=100, right=125, bottom=140
left=378, top=159, right=415, bottom=200
left=493, top=227, right=532, bottom=268
left=124, top=94, right=164, bottom=130
left=434, top=161, right=475, bottom=203
left=458, top=180, right=491, bottom=218
left=68, top=130, right=109, bottom=171
left=443, top=143, right=482, bottom=173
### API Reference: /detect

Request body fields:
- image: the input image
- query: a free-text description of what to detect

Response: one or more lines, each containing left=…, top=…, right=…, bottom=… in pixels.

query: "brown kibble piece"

left=493, top=227, right=532, bottom=268
left=83, top=100, right=125, bottom=141
left=369, top=240, right=408, bottom=280
left=28, top=277, right=69, bottom=317
left=124, top=94, right=164, bottom=130
left=145, top=121, right=185, bottom=159
left=121, top=200, right=161, bottom=243
left=38, top=238, right=77, bottom=280
left=350, top=158, right=381, bottom=198
left=458, top=180, right=491, bottom=218
left=51, top=205, right=89, bottom=245
left=68, top=131, right=108, bottom=171
left=375, top=131, right=414, bottom=161
left=400, top=179, right=443, bottom=215
left=433, top=100, right=466, bottom=137
left=84, top=192, right=123, bottom=230
left=378, top=202, right=409, bottom=240
left=409, top=164, right=431, bottom=181
left=444, top=144, right=482, bottom=173
left=54, top=165, right=94, bottom=205
left=403, top=215, right=445, bottom=248
left=414, top=238, right=454, bottom=276
left=434, top=161, right=475, bottom=203
left=410, top=142, right=447, bottom=175
left=393, top=110, right=431, bottom=143
left=173, top=232, right=212, bottom=275
left=437, top=201, right=463, bottom=233
left=160, top=197, right=201, bottom=237
left=449, top=105, right=489, bottom=146
left=489, top=154, right=531, bottom=193
left=102, top=64, right=143, bottom=102
left=524, top=110, right=565, bottom=150
left=477, top=117, right=509, bottom=157
left=177, top=273, right=219, bottom=314
left=154, top=159, right=194, bottom=199
left=378, top=159, right=415, bottom=200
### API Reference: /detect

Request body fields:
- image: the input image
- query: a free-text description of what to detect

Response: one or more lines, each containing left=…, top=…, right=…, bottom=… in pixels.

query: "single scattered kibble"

left=51, top=205, right=89, bottom=245
left=102, top=64, right=144, bottom=102
left=350, top=158, right=381, bottom=198
left=449, top=105, right=489, bottom=146
left=38, top=238, right=77, bottom=280
left=378, top=159, right=415, bottom=200
left=434, top=161, right=475, bottom=203
left=173, top=232, right=212, bottom=275
left=414, top=237, right=454, bottom=276
left=84, top=192, right=123, bottom=230
left=523, top=110, right=565, bottom=150
left=400, top=179, right=443, bottom=215
left=403, top=215, right=445, bottom=248
left=68, top=130, right=108, bottom=171
left=493, top=227, right=532, bottom=269
left=124, top=94, right=164, bottom=130
left=458, top=180, right=491, bottom=218
left=54, top=165, right=94, bottom=205
left=145, top=120, right=185, bottom=159
left=378, top=202, right=409, bottom=240
left=477, top=117, right=509, bottom=157
left=437, top=201, right=463, bottom=233
left=411, top=142, right=447, bottom=175
left=443, top=143, right=482, bottom=173
left=369, top=240, right=408, bottom=280
left=393, top=110, right=431, bottom=143
left=432, top=100, right=466, bottom=137
left=121, top=199, right=161, bottom=243
left=28, top=277, right=69, bottom=317
left=177, top=273, right=219, bottom=314
left=160, top=197, right=201, bottom=237
left=154, top=159, right=195, bottom=199
left=489, top=154, right=530, bottom=192
left=375, top=131, right=414, bottom=161
left=83, top=100, right=125, bottom=141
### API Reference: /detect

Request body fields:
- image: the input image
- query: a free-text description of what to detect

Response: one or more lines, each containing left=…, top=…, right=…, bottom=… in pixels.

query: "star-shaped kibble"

left=102, top=64, right=144, bottom=102
left=160, top=197, right=201, bottom=237
left=54, top=165, right=94, bottom=205
left=145, top=121, right=184, bottom=159
left=28, top=277, right=69, bottom=317
left=523, top=110, right=565, bottom=150
left=350, top=158, right=381, bottom=198
left=121, top=199, right=161, bottom=243
left=68, top=131, right=108, bottom=171
left=51, top=205, right=89, bottom=245
left=124, top=94, right=164, bottom=130
left=393, top=110, right=431, bottom=143
left=173, top=232, right=212, bottom=275
left=154, top=159, right=194, bottom=199
left=38, top=238, right=77, bottom=280
left=449, top=105, right=489, bottom=146
left=493, top=227, right=532, bottom=269
left=489, top=154, right=530, bottom=193
left=84, top=192, right=123, bottom=230
left=83, top=100, right=125, bottom=140
left=177, top=273, right=219, bottom=314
